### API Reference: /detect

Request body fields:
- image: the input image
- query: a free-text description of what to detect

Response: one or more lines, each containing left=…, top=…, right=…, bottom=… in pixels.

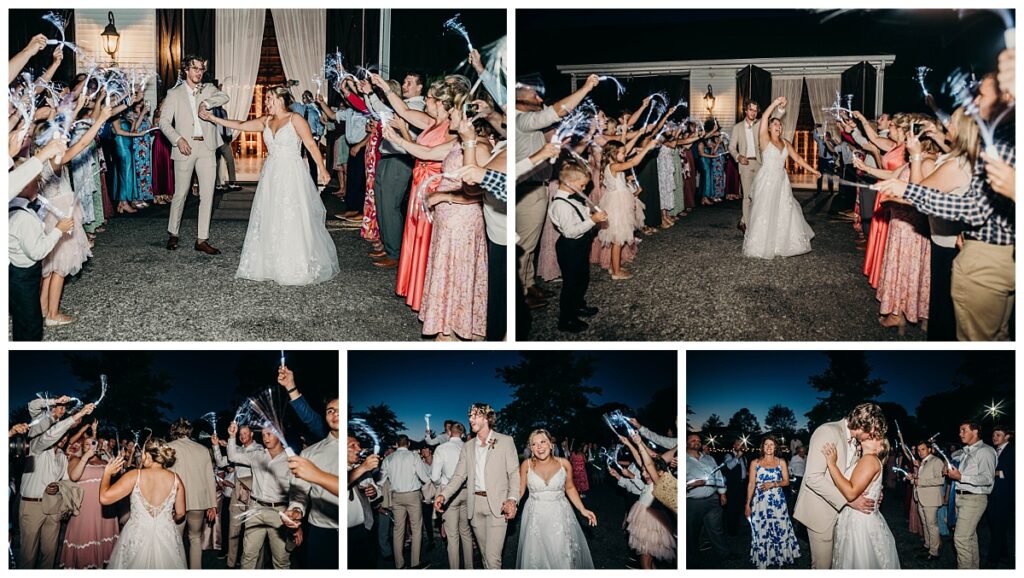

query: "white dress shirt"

left=516, top=105, right=560, bottom=162
left=187, top=85, right=205, bottom=137
left=789, top=455, right=806, bottom=478
left=724, top=452, right=747, bottom=480
left=548, top=190, right=595, bottom=240
left=956, top=439, right=997, bottom=494
left=9, top=198, right=62, bottom=269
left=617, top=462, right=645, bottom=495
left=424, top=431, right=450, bottom=447
left=9, top=157, right=43, bottom=200
left=215, top=439, right=262, bottom=479
left=20, top=417, right=77, bottom=499
left=638, top=426, right=677, bottom=449
left=743, top=120, right=757, bottom=158
left=227, top=439, right=291, bottom=502
left=288, top=433, right=339, bottom=529
left=431, top=437, right=465, bottom=489
left=381, top=446, right=430, bottom=493
left=687, top=452, right=726, bottom=499
left=474, top=431, right=495, bottom=493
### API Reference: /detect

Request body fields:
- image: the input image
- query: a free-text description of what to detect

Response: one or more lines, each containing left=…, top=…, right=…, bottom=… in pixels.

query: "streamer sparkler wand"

left=597, top=75, right=626, bottom=99
left=42, top=12, right=80, bottom=55
left=442, top=13, right=473, bottom=52
left=892, top=466, right=912, bottom=479
left=424, top=413, right=432, bottom=433
left=930, top=442, right=953, bottom=469
left=94, top=374, right=108, bottom=407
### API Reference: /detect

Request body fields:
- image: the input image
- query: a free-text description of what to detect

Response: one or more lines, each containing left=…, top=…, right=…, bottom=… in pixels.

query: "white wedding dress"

left=742, top=141, right=815, bottom=259
left=107, top=471, right=187, bottom=569
left=235, top=118, right=340, bottom=285
left=516, top=463, right=595, bottom=569
left=831, top=458, right=901, bottom=569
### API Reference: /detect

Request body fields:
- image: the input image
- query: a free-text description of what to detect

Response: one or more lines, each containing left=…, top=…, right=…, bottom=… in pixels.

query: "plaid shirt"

left=904, top=120, right=1015, bottom=246
left=480, top=169, right=507, bottom=203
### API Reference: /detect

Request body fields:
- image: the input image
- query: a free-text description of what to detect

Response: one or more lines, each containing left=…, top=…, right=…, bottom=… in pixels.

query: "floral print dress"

left=749, top=463, right=800, bottom=568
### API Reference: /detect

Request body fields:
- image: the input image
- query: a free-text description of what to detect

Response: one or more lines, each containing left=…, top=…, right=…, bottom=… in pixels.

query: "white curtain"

left=770, top=76, right=805, bottom=142
left=805, top=75, right=843, bottom=139
left=272, top=9, right=327, bottom=104
left=215, top=9, right=266, bottom=140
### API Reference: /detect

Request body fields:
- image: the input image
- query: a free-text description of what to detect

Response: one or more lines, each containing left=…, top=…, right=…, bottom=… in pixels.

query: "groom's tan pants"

left=738, top=159, right=761, bottom=225
left=470, top=493, right=508, bottom=569
left=168, top=142, right=217, bottom=240
left=176, top=509, right=206, bottom=569
left=807, top=523, right=836, bottom=569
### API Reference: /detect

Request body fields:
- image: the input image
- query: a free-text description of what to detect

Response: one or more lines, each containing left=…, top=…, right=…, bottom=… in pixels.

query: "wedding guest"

left=986, top=426, right=1013, bottom=568
left=812, top=124, right=837, bottom=198
left=166, top=418, right=217, bottom=569
left=425, top=420, right=454, bottom=447
left=600, top=137, right=658, bottom=280
left=18, top=400, right=96, bottom=568
left=227, top=421, right=295, bottom=569
left=380, top=435, right=431, bottom=569
left=418, top=445, right=437, bottom=551
left=516, top=74, right=602, bottom=309
left=855, top=109, right=906, bottom=290
left=151, top=108, right=175, bottom=204
left=746, top=435, right=799, bottom=568
left=131, top=100, right=156, bottom=207
left=111, top=106, right=150, bottom=214
left=278, top=365, right=326, bottom=439
left=945, top=421, right=998, bottom=569
left=347, top=437, right=381, bottom=569
left=211, top=424, right=263, bottom=568
left=722, top=439, right=748, bottom=535
left=616, top=436, right=676, bottom=569
left=60, top=424, right=119, bottom=569
left=685, top=433, right=729, bottom=563
left=431, top=422, right=472, bottom=569
left=284, top=398, right=339, bottom=569
left=909, top=441, right=945, bottom=560
left=548, top=162, right=608, bottom=333
left=211, top=82, right=239, bottom=194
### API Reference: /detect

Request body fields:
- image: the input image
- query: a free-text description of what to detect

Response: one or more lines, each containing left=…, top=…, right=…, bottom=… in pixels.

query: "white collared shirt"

left=548, top=190, right=595, bottom=240
left=215, top=439, right=263, bottom=479
left=957, top=439, right=997, bottom=494
left=474, top=431, right=495, bottom=493
left=9, top=197, right=62, bottom=269
left=187, top=84, right=204, bottom=137
left=789, top=455, right=806, bottom=478
left=431, top=437, right=465, bottom=489
left=288, top=433, right=339, bottom=529
left=381, top=446, right=430, bottom=493
left=20, top=416, right=77, bottom=499
left=227, top=439, right=291, bottom=502
left=744, top=120, right=757, bottom=158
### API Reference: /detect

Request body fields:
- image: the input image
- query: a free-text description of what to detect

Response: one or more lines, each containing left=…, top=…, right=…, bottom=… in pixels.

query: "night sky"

left=517, top=9, right=1010, bottom=114
left=348, top=351, right=678, bottom=437
left=390, top=9, right=505, bottom=81
left=686, top=350, right=1007, bottom=430
left=8, top=350, right=339, bottom=422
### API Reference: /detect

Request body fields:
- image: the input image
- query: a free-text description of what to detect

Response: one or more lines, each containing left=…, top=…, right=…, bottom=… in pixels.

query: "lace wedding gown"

left=235, top=119, right=340, bottom=285
left=107, top=471, right=187, bottom=569
left=516, top=463, right=595, bottom=569
left=741, top=142, right=815, bottom=259
left=832, top=458, right=901, bottom=569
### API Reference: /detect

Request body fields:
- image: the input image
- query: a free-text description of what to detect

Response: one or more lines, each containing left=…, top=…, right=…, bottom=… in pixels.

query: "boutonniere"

left=487, top=438, right=497, bottom=451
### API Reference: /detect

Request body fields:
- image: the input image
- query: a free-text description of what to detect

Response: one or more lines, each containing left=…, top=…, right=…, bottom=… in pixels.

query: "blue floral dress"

left=749, top=462, right=800, bottom=568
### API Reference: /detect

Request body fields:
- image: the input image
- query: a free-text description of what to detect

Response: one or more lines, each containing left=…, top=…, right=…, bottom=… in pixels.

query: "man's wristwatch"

left=286, top=386, right=297, bottom=394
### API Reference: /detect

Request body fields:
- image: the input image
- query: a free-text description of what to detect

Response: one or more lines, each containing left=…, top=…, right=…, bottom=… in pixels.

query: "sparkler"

left=94, top=374, right=109, bottom=407
left=930, top=442, right=953, bottom=469
left=42, top=12, right=80, bottom=55
left=547, top=99, right=598, bottom=164
left=200, top=412, right=218, bottom=435
left=33, top=196, right=71, bottom=233
left=424, top=413, right=432, bottom=433
left=244, top=389, right=295, bottom=457
left=280, top=350, right=286, bottom=367
left=641, top=92, right=668, bottom=130
left=739, top=434, right=751, bottom=449
left=983, top=399, right=1005, bottom=419
left=349, top=417, right=381, bottom=458
left=944, top=68, right=1014, bottom=159
left=597, top=75, right=626, bottom=99
left=602, top=409, right=638, bottom=438
left=443, top=13, right=473, bottom=52
left=927, top=432, right=941, bottom=443
left=892, top=466, right=912, bottom=479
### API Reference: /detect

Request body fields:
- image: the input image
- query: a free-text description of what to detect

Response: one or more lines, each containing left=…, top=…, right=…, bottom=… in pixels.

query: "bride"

left=742, top=96, right=820, bottom=259
left=99, top=440, right=187, bottom=569
left=516, top=429, right=597, bottom=569
left=200, top=87, right=340, bottom=285
left=822, top=436, right=901, bottom=569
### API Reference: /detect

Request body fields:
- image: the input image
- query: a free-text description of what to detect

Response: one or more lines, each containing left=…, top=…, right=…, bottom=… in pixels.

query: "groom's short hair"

left=845, top=403, right=887, bottom=437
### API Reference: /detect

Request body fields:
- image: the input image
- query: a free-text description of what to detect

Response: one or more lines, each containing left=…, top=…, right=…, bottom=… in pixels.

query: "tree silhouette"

left=727, top=408, right=761, bottom=437
left=917, top=352, right=1014, bottom=439
left=65, top=352, right=175, bottom=434
left=496, top=351, right=600, bottom=449
left=352, top=403, right=405, bottom=450
left=805, top=352, right=886, bottom=432
left=765, top=405, right=798, bottom=436
left=702, top=414, right=725, bottom=430
left=637, top=386, right=678, bottom=437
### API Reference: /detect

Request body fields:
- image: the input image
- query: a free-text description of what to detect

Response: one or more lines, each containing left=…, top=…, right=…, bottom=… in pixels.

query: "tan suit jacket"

left=729, top=119, right=762, bottom=164
left=793, top=419, right=851, bottom=533
left=158, top=82, right=230, bottom=161
left=167, top=437, right=217, bottom=511
left=915, top=454, right=945, bottom=507
left=440, top=431, right=520, bottom=519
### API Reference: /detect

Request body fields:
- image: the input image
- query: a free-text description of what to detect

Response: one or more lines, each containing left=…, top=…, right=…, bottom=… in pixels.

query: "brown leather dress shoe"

left=524, top=294, right=548, bottom=309
left=372, top=258, right=398, bottom=268
left=368, top=250, right=388, bottom=258
left=166, top=235, right=179, bottom=250
left=194, top=240, right=222, bottom=255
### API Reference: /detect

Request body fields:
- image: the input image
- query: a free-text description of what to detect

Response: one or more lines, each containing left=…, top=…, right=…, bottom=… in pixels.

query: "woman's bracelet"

left=910, top=154, right=923, bottom=162
left=461, top=140, right=478, bottom=150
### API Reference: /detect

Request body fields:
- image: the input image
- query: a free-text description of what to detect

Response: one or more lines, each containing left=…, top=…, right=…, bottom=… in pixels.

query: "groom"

left=159, top=54, right=230, bottom=255
left=793, top=402, right=887, bottom=569
left=434, top=403, right=520, bottom=569
left=728, top=99, right=763, bottom=232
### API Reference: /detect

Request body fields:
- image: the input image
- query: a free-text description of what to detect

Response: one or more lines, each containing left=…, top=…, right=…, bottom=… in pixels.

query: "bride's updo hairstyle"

left=845, top=402, right=888, bottom=439
left=267, top=86, right=296, bottom=110
left=143, top=438, right=177, bottom=468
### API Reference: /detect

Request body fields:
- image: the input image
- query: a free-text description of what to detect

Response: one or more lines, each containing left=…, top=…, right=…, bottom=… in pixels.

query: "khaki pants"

left=241, top=505, right=290, bottom=569
left=442, top=489, right=473, bottom=569
left=737, top=160, right=761, bottom=225
left=176, top=509, right=206, bottom=569
left=952, top=241, right=1015, bottom=340
left=18, top=499, right=60, bottom=569
left=917, top=499, right=940, bottom=556
left=954, top=493, right=987, bottom=569
left=516, top=185, right=549, bottom=290
left=168, top=144, right=217, bottom=240
left=227, top=476, right=253, bottom=567
left=469, top=495, right=508, bottom=569
left=391, top=490, right=423, bottom=569
left=806, top=522, right=837, bottom=569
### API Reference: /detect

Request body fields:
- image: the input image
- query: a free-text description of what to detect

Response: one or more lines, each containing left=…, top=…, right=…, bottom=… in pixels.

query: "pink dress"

left=864, top=145, right=906, bottom=287
left=60, top=462, right=120, bottom=569
left=537, top=181, right=562, bottom=281
left=417, top=146, right=488, bottom=339
left=876, top=199, right=931, bottom=323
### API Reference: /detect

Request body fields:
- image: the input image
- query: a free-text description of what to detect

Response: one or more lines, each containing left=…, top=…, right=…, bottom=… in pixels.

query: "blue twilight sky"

left=686, top=350, right=974, bottom=430
left=348, top=351, right=677, bottom=437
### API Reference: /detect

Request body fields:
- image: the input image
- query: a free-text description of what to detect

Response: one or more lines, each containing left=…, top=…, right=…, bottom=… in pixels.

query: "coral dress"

left=396, top=121, right=450, bottom=311
left=863, top=145, right=906, bottom=288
